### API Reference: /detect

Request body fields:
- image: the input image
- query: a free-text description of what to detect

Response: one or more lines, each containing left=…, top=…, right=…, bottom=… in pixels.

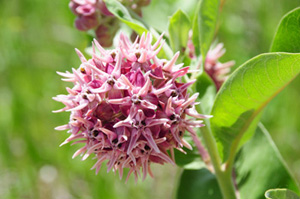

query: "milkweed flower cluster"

left=69, top=0, right=151, bottom=47
left=205, top=43, right=235, bottom=90
left=53, top=33, right=209, bottom=181
left=187, top=31, right=235, bottom=90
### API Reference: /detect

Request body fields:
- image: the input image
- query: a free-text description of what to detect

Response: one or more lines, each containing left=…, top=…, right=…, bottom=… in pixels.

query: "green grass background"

left=0, top=0, right=299, bottom=198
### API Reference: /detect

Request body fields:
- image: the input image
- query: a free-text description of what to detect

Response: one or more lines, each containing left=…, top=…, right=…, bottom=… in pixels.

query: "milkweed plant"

left=53, top=0, right=300, bottom=198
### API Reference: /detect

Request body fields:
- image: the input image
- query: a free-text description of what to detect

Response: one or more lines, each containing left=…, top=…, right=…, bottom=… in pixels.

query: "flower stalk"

left=200, top=122, right=238, bottom=199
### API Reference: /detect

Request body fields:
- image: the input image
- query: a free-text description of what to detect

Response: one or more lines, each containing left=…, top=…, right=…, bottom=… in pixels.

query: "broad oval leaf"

left=176, top=168, right=222, bottom=199
left=265, top=189, right=300, bottom=199
left=271, top=8, right=300, bottom=53
left=104, top=0, right=148, bottom=35
left=210, top=53, right=300, bottom=161
left=168, top=9, right=191, bottom=53
left=197, top=0, right=220, bottom=64
left=236, top=124, right=299, bottom=199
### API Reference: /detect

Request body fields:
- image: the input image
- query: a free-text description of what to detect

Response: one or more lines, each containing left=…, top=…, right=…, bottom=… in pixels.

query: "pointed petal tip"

left=54, top=125, right=68, bottom=131
left=59, top=140, right=68, bottom=147
left=82, top=154, right=89, bottom=161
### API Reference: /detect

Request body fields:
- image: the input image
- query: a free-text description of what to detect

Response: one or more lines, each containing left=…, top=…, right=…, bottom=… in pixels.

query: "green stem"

left=200, top=124, right=221, bottom=173
left=200, top=124, right=237, bottom=199
left=197, top=105, right=237, bottom=199
left=218, top=171, right=238, bottom=199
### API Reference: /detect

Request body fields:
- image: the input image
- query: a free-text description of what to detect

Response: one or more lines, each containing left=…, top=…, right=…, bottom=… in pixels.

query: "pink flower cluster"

left=53, top=33, right=208, bottom=181
left=69, top=0, right=151, bottom=47
left=205, top=43, right=235, bottom=90
left=187, top=31, right=235, bottom=90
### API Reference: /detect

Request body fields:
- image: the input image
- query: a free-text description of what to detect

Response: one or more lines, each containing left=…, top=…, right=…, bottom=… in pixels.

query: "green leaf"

left=104, top=0, right=174, bottom=60
left=197, top=0, right=220, bottom=64
left=168, top=10, right=191, bottom=53
left=265, top=189, right=300, bottom=199
left=104, top=0, right=148, bottom=35
left=236, top=123, right=299, bottom=199
left=174, top=147, right=204, bottom=169
left=176, top=168, right=222, bottom=199
left=193, top=72, right=216, bottom=114
left=104, top=0, right=174, bottom=59
left=191, top=1, right=202, bottom=56
left=271, top=8, right=300, bottom=53
left=210, top=53, right=300, bottom=161
left=195, top=72, right=216, bottom=99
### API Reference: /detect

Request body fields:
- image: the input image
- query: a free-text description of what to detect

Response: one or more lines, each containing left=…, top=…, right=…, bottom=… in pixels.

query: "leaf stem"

left=220, top=0, right=226, bottom=12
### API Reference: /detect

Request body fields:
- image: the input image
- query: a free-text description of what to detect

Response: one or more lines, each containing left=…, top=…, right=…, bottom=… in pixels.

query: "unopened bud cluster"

left=187, top=31, right=235, bottom=90
left=69, top=0, right=151, bottom=47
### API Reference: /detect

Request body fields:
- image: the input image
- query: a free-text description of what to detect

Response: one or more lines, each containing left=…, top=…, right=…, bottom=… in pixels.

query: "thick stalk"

left=196, top=105, right=237, bottom=198
left=200, top=124, right=237, bottom=199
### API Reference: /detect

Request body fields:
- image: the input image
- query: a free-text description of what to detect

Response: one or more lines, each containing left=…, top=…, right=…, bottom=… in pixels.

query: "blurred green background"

left=0, top=0, right=299, bottom=198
